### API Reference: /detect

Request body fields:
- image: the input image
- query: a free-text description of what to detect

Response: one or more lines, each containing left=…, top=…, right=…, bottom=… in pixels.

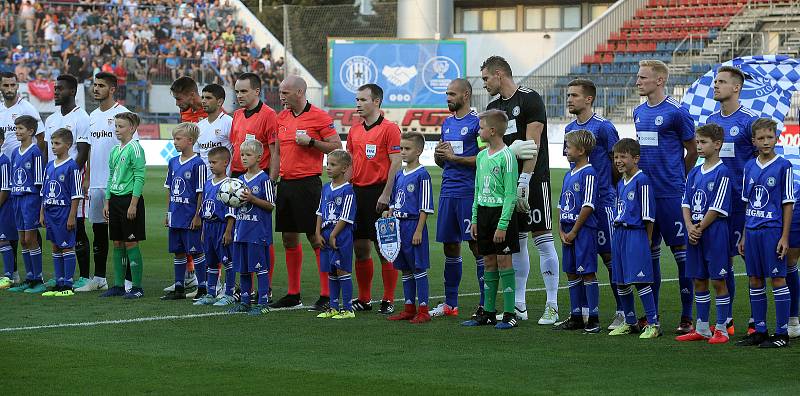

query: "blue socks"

left=194, top=254, right=207, bottom=289
left=695, top=290, right=711, bottom=327
left=0, top=244, right=13, bottom=277
left=787, top=265, right=800, bottom=318
left=750, top=286, right=768, bottom=333
left=256, top=265, right=270, bottom=305
left=715, top=293, right=731, bottom=327
left=774, top=285, right=790, bottom=335
left=30, top=246, right=42, bottom=281
left=240, top=271, right=253, bottom=304
left=476, top=256, right=485, bottom=306
left=415, top=270, right=429, bottom=307
left=21, top=249, right=31, bottom=280
left=637, top=284, right=658, bottom=325
left=568, top=278, right=582, bottom=317
left=224, top=262, right=235, bottom=296
left=340, top=274, right=353, bottom=311
left=207, top=264, right=220, bottom=296
left=52, top=252, right=64, bottom=286
left=651, top=248, right=661, bottom=313
left=174, top=256, right=187, bottom=287
left=329, top=274, right=340, bottom=310
left=585, top=279, right=599, bottom=318
left=674, top=249, right=693, bottom=319
left=726, top=259, right=736, bottom=312
left=617, top=285, right=637, bottom=325
left=402, top=273, right=416, bottom=305
left=443, top=256, right=462, bottom=308
left=62, top=251, right=76, bottom=287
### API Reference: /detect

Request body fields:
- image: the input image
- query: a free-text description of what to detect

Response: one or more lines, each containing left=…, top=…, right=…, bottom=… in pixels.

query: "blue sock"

left=402, top=273, right=416, bottom=305
left=750, top=286, right=768, bottom=333
left=726, top=259, right=736, bottom=316
left=651, top=248, right=661, bottom=313
left=617, top=285, right=637, bottom=324
left=52, top=252, right=64, bottom=286
left=568, top=278, right=582, bottom=317
left=585, top=279, right=600, bottom=318
left=207, top=265, right=220, bottom=296
left=578, top=280, right=588, bottom=313
left=256, top=265, right=270, bottom=305
left=673, top=249, right=693, bottom=319
left=174, top=256, right=187, bottom=287
left=194, top=254, right=207, bottom=289
left=637, top=284, right=659, bottom=325
left=443, top=255, right=462, bottom=308
left=715, top=293, right=730, bottom=327
left=62, top=251, right=76, bottom=287
left=787, top=265, right=800, bottom=317
left=240, top=271, right=252, bottom=305
left=695, top=290, right=711, bottom=326
left=774, top=285, right=790, bottom=335
left=224, top=262, right=235, bottom=296
left=0, top=244, right=13, bottom=277
left=415, top=270, right=429, bottom=307
left=340, top=273, right=353, bottom=310
left=476, top=256, right=485, bottom=306
left=607, top=260, right=622, bottom=312
left=30, top=247, right=42, bottom=281
left=329, top=275, right=340, bottom=310
left=21, top=249, right=31, bottom=280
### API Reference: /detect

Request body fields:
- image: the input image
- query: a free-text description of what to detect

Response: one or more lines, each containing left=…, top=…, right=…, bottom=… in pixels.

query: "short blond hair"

left=172, top=122, right=200, bottom=143
left=240, top=139, right=264, bottom=156
left=478, top=109, right=508, bottom=134
left=639, top=59, right=669, bottom=79
left=564, top=129, right=596, bottom=155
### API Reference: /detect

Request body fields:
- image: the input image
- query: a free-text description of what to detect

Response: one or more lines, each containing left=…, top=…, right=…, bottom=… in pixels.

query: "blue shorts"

left=729, top=205, right=746, bottom=255
left=232, top=241, right=269, bottom=273
left=595, top=202, right=615, bottom=254
left=320, top=226, right=354, bottom=273
left=394, top=219, right=430, bottom=271
left=561, top=223, right=598, bottom=275
left=13, top=194, right=40, bottom=231
left=612, top=226, right=652, bottom=284
left=436, top=196, right=474, bottom=243
left=652, top=196, right=688, bottom=247
left=203, top=221, right=232, bottom=267
left=744, top=227, right=787, bottom=278
left=44, top=208, right=76, bottom=248
left=168, top=228, right=204, bottom=255
left=0, top=198, right=17, bottom=240
left=687, top=220, right=730, bottom=280
left=790, top=206, right=800, bottom=248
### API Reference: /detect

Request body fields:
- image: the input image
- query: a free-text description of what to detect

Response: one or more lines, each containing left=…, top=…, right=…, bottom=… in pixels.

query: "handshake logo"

left=382, top=65, right=417, bottom=87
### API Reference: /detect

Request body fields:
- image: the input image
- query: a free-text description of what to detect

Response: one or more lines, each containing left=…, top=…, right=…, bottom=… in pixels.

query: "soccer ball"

left=217, top=178, right=247, bottom=208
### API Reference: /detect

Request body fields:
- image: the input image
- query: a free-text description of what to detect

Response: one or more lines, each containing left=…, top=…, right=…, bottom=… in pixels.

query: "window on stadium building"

left=524, top=7, right=543, bottom=30
left=563, top=6, right=581, bottom=29
left=543, top=7, right=560, bottom=29
left=591, top=4, right=610, bottom=21
left=482, top=9, right=498, bottom=31
left=458, top=4, right=595, bottom=33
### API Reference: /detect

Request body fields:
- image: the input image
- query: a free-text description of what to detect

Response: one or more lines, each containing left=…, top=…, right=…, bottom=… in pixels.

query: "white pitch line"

left=0, top=275, right=743, bottom=333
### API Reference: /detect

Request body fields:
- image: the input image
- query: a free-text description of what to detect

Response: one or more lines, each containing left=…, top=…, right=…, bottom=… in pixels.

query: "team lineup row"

left=0, top=56, right=798, bottom=347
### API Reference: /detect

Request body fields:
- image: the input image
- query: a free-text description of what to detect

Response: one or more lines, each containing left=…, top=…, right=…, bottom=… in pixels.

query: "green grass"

left=1, top=167, right=797, bottom=394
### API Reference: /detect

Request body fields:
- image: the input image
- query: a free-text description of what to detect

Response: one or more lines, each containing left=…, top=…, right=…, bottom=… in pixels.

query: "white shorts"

left=87, top=188, right=107, bottom=224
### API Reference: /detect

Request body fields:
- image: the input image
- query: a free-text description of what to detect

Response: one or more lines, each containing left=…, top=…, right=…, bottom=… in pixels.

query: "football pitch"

left=2, top=167, right=797, bottom=394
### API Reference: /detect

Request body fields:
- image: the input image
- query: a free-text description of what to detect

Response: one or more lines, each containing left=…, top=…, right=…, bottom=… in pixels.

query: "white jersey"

left=44, top=106, right=90, bottom=160
left=87, top=103, right=130, bottom=188
left=0, top=97, right=44, bottom=158
left=195, top=113, right=232, bottom=175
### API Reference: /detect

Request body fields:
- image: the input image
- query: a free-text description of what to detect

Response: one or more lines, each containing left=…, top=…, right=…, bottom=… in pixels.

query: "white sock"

left=511, top=233, right=530, bottom=307
left=534, top=234, right=560, bottom=308
left=124, top=279, right=133, bottom=292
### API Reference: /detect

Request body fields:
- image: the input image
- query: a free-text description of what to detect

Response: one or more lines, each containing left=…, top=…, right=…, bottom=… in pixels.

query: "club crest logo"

left=627, top=191, right=635, bottom=200
left=24, top=161, right=31, bottom=169
left=707, top=181, right=714, bottom=191
left=365, top=144, right=377, bottom=159
left=340, top=56, right=378, bottom=94
left=184, top=171, right=192, bottom=179
left=252, top=185, right=260, bottom=194
left=512, top=106, right=520, bottom=117
left=406, top=184, right=415, bottom=193
left=767, top=177, right=776, bottom=187
left=729, top=126, right=740, bottom=136
left=460, top=126, right=468, bottom=136
left=572, top=182, right=580, bottom=192
left=655, top=116, right=664, bottom=126
left=58, top=174, right=65, bottom=182
left=335, top=196, right=342, bottom=205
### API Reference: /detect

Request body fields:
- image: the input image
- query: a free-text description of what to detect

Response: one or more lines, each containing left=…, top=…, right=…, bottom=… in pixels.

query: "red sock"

left=314, top=248, right=328, bottom=297
left=186, top=254, right=195, bottom=272
left=268, top=245, right=275, bottom=284
left=355, top=258, right=374, bottom=302
left=285, top=245, right=303, bottom=295
left=381, top=262, right=398, bottom=301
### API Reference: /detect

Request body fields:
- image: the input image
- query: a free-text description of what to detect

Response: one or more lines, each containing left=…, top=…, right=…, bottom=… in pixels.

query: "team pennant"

left=376, top=217, right=401, bottom=262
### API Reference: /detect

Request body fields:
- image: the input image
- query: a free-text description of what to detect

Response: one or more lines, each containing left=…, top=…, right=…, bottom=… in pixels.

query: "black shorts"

left=275, top=175, right=322, bottom=233
left=108, top=194, right=146, bottom=242
left=476, top=205, right=519, bottom=256
left=517, top=180, right=553, bottom=233
left=353, top=183, right=385, bottom=241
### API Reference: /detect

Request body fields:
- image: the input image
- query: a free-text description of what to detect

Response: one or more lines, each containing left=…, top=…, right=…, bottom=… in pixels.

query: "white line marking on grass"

left=0, top=275, right=745, bottom=333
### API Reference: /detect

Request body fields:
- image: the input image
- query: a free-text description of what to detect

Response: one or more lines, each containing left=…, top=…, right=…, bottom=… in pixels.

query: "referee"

left=269, top=76, right=342, bottom=311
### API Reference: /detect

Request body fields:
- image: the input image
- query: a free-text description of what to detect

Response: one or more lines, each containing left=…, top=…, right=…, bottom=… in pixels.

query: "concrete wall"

left=454, top=30, right=579, bottom=76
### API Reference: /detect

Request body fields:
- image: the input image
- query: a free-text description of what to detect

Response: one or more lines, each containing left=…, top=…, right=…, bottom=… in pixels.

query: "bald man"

left=270, top=76, right=343, bottom=311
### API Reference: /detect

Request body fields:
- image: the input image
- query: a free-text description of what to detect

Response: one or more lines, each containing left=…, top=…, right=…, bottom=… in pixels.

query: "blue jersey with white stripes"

left=390, top=165, right=434, bottom=219
left=681, top=161, right=732, bottom=223
left=234, top=171, right=274, bottom=246
left=440, top=110, right=481, bottom=198
left=41, top=158, right=83, bottom=221
left=559, top=164, right=597, bottom=229
left=705, top=106, right=759, bottom=199
left=565, top=114, right=619, bottom=205
left=633, top=96, right=695, bottom=197
left=614, top=170, right=656, bottom=228
left=165, top=154, right=207, bottom=229
left=742, top=156, right=795, bottom=229
left=316, top=182, right=356, bottom=230
left=10, top=143, right=43, bottom=195
left=201, top=178, right=235, bottom=223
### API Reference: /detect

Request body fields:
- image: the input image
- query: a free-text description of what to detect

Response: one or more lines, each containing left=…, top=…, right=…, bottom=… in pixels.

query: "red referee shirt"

left=277, top=102, right=337, bottom=180
left=230, top=102, right=277, bottom=173
left=346, top=115, right=400, bottom=187
left=180, top=106, right=208, bottom=123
